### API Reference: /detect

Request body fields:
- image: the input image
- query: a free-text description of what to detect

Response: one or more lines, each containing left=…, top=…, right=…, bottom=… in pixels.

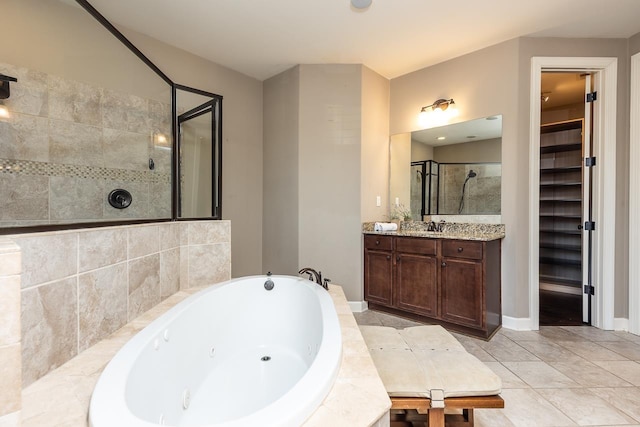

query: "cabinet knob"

left=397, top=256, right=401, bottom=262
left=441, top=262, right=447, bottom=267
left=386, top=255, right=391, bottom=260
left=375, top=240, right=380, bottom=245
left=457, top=247, right=463, bottom=252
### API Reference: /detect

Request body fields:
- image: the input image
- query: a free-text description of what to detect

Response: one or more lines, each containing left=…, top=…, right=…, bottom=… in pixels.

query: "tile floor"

left=353, top=309, right=640, bottom=427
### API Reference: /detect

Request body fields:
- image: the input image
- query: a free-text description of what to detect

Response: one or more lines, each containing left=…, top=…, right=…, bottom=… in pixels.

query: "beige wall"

left=262, top=66, right=300, bottom=275
left=433, top=138, right=501, bottom=163
left=630, top=32, right=640, bottom=55
left=411, top=140, right=434, bottom=162
left=391, top=39, right=521, bottom=317
left=263, top=64, right=389, bottom=301
left=298, top=65, right=362, bottom=301
left=122, top=28, right=263, bottom=278
left=361, top=66, right=391, bottom=223
left=390, top=134, right=412, bottom=211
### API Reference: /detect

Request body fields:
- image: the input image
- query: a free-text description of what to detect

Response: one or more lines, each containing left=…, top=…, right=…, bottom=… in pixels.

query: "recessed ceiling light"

left=437, top=136, right=446, bottom=140
left=351, top=0, right=372, bottom=9
left=485, top=116, right=498, bottom=121
left=467, top=135, right=477, bottom=139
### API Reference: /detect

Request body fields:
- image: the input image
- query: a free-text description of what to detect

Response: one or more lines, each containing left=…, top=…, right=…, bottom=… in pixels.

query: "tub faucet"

left=298, top=267, right=329, bottom=290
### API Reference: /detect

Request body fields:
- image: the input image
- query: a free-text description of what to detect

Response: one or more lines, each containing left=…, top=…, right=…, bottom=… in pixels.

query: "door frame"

left=630, top=52, right=640, bottom=335
left=529, top=57, right=617, bottom=330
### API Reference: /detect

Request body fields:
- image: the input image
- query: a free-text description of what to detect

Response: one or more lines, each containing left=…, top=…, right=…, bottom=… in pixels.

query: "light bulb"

left=0, top=104, right=10, bottom=119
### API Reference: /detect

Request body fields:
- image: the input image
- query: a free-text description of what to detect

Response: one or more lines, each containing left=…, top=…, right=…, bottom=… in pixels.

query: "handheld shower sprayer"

left=458, top=170, right=477, bottom=214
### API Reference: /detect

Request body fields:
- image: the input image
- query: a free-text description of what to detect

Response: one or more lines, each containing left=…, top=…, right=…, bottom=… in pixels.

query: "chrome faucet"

left=427, top=220, right=445, bottom=232
left=298, top=267, right=330, bottom=290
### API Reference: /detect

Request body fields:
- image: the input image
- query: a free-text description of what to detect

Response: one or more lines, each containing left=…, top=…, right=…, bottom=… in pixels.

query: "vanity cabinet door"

left=440, top=257, right=484, bottom=329
left=364, top=249, right=394, bottom=307
left=395, top=252, right=438, bottom=317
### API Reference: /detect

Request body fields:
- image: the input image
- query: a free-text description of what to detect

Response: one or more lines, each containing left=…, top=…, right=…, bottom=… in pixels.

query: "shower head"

left=467, top=170, right=477, bottom=178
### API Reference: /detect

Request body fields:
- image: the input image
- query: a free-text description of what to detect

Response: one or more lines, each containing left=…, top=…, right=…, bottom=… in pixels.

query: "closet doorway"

left=538, top=72, right=593, bottom=326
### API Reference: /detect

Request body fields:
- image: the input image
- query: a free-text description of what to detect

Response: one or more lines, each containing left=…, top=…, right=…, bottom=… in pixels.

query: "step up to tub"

left=360, top=325, right=504, bottom=427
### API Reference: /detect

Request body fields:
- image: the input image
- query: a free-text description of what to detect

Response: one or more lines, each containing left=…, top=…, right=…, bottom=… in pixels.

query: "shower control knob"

left=108, top=189, right=132, bottom=209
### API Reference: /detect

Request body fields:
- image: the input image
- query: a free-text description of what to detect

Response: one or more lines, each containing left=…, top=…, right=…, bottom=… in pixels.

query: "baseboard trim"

left=349, top=300, right=368, bottom=313
left=502, top=315, right=533, bottom=331
left=614, top=317, right=629, bottom=331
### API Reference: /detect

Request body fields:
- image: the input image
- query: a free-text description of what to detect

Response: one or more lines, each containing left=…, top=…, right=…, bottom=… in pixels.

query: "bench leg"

left=428, top=407, right=445, bottom=427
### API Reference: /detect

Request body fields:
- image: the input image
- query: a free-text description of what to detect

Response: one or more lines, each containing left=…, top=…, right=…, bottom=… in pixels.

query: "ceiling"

left=412, top=116, right=502, bottom=147
left=86, top=0, right=640, bottom=81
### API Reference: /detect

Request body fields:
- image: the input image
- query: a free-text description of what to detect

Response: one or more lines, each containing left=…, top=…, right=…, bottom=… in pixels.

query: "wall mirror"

left=175, top=86, right=222, bottom=219
left=0, top=0, right=173, bottom=228
left=390, top=115, right=502, bottom=219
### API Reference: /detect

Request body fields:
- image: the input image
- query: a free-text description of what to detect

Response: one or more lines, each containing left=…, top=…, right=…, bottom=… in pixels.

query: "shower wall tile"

left=21, top=277, right=78, bottom=387
left=128, top=254, right=160, bottom=320
left=101, top=90, right=149, bottom=134
left=47, top=75, right=102, bottom=127
left=149, top=181, right=171, bottom=219
left=50, top=176, right=104, bottom=221
left=179, top=245, right=189, bottom=290
left=179, top=223, right=189, bottom=246
left=78, top=228, right=127, bottom=273
left=0, top=114, right=49, bottom=162
left=159, top=223, right=180, bottom=250
left=13, top=233, right=77, bottom=288
left=149, top=99, right=171, bottom=136
left=188, top=243, right=231, bottom=288
left=78, top=263, right=128, bottom=351
left=8, top=220, right=229, bottom=386
left=0, top=174, right=49, bottom=221
left=160, top=248, right=180, bottom=300
left=0, top=240, right=21, bottom=277
left=103, top=128, right=150, bottom=171
left=49, top=119, right=103, bottom=167
left=0, top=276, right=21, bottom=347
left=188, top=221, right=231, bottom=245
left=102, top=180, right=149, bottom=220
left=128, top=225, right=159, bottom=259
left=0, top=63, right=48, bottom=117
left=0, top=344, right=21, bottom=416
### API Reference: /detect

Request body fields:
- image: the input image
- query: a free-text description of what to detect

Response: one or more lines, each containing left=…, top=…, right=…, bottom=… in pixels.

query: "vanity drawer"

left=396, top=237, right=437, bottom=255
left=442, top=240, right=483, bottom=260
left=364, top=235, right=393, bottom=251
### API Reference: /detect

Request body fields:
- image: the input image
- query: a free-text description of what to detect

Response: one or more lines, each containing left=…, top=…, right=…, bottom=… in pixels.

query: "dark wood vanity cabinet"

left=364, top=234, right=501, bottom=339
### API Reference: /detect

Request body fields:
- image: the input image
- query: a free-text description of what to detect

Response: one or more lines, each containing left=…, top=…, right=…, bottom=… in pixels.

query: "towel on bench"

left=360, top=325, right=501, bottom=399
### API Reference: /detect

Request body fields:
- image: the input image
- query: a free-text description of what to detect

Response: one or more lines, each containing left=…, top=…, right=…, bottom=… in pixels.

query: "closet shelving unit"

left=539, top=119, right=584, bottom=290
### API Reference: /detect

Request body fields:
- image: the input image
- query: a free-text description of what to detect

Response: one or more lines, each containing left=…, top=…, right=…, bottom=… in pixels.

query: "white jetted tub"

left=89, top=275, right=342, bottom=427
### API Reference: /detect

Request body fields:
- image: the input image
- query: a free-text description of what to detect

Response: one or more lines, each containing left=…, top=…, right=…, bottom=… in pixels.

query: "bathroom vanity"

left=363, top=223, right=504, bottom=339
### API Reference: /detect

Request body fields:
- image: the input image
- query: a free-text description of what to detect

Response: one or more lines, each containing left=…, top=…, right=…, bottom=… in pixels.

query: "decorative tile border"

left=0, top=158, right=170, bottom=184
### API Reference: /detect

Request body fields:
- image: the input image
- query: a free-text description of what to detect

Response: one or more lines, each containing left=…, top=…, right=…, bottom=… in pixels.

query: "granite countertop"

left=362, top=221, right=505, bottom=242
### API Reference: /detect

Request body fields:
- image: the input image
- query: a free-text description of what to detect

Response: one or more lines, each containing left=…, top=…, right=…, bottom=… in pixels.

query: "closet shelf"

left=540, top=182, right=582, bottom=188
left=540, top=228, right=582, bottom=235
left=539, top=275, right=582, bottom=287
left=539, top=214, right=582, bottom=219
left=540, top=243, right=582, bottom=252
left=539, top=257, right=582, bottom=267
left=540, top=143, right=582, bottom=154
left=540, top=166, right=582, bottom=174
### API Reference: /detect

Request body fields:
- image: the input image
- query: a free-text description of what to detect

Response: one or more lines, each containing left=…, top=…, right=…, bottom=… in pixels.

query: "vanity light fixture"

left=0, top=73, right=17, bottom=100
left=419, top=98, right=459, bottom=128
left=0, top=73, right=17, bottom=120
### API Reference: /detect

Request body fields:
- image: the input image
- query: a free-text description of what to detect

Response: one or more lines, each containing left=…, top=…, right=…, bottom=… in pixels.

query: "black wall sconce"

left=0, top=73, right=18, bottom=100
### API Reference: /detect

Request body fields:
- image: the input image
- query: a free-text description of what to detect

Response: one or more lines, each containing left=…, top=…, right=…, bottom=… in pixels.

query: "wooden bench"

left=360, top=325, right=504, bottom=427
